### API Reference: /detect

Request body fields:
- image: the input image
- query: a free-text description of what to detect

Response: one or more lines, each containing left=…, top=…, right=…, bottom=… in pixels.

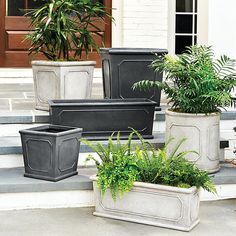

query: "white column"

left=167, top=0, right=175, bottom=54
left=208, top=0, right=236, bottom=58
left=112, top=0, right=124, bottom=47
left=197, top=0, right=209, bottom=46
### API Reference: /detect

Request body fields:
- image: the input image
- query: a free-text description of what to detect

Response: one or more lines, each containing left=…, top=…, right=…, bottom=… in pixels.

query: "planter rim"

left=100, top=48, right=168, bottom=55
left=90, top=176, right=197, bottom=194
left=165, top=109, right=220, bottom=117
left=48, top=98, right=158, bottom=107
left=19, top=124, right=83, bottom=137
left=31, top=60, right=96, bottom=67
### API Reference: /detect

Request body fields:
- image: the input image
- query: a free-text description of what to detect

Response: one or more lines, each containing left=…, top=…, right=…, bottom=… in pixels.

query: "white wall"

left=208, top=0, right=236, bottom=58
left=112, top=0, right=168, bottom=49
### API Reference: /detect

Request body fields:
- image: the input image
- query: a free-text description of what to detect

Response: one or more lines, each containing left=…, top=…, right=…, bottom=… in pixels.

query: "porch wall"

left=112, top=0, right=168, bottom=49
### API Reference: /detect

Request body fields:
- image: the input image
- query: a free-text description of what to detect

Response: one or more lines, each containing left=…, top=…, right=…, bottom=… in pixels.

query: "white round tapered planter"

left=32, top=60, right=96, bottom=111
left=91, top=176, right=200, bottom=232
left=165, top=110, right=220, bottom=173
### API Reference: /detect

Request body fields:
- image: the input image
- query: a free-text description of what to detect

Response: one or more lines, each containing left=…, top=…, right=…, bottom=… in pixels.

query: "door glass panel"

left=176, top=0, right=193, bottom=12
left=7, top=0, right=24, bottom=16
left=7, top=0, right=104, bottom=16
left=175, top=36, right=192, bottom=54
left=176, top=15, right=193, bottom=33
left=195, top=0, right=198, bottom=12
left=28, top=0, right=46, bottom=10
left=7, top=0, right=46, bottom=16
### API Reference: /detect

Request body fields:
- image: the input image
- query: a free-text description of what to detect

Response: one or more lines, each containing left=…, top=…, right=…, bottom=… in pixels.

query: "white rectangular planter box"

left=91, top=177, right=200, bottom=232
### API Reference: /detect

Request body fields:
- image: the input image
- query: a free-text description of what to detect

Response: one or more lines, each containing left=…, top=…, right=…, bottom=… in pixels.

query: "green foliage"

left=133, top=45, right=236, bottom=113
left=25, top=0, right=111, bottom=60
left=83, top=130, right=216, bottom=201
left=82, top=132, right=139, bottom=200
left=133, top=131, right=216, bottom=193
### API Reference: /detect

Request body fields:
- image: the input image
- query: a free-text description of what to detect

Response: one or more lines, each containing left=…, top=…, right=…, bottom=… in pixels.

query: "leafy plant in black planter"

left=85, top=130, right=216, bottom=231
left=25, top=0, right=112, bottom=110
left=133, top=45, right=236, bottom=173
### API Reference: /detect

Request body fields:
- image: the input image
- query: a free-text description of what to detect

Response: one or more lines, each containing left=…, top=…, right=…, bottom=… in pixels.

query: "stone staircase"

left=0, top=68, right=236, bottom=210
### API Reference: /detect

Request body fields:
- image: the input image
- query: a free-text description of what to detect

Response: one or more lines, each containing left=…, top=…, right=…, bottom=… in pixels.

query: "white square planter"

left=91, top=177, right=200, bottom=232
left=32, top=61, right=96, bottom=111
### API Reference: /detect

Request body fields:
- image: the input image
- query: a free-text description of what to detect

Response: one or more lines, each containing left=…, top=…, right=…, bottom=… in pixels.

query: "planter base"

left=24, top=171, right=78, bottom=182
left=93, top=212, right=200, bottom=232
left=208, top=166, right=221, bottom=174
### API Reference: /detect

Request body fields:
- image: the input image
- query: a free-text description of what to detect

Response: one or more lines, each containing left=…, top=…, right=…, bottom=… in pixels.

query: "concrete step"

left=0, top=164, right=236, bottom=210
left=0, top=167, right=96, bottom=194
left=0, top=132, right=229, bottom=169
left=0, top=153, right=98, bottom=168
left=0, top=167, right=96, bottom=210
left=0, top=132, right=165, bottom=156
left=0, top=107, right=236, bottom=125
left=155, top=108, right=236, bottom=122
left=0, top=132, right=228, bottom=156
left=0, top=110, right=49, bottom=124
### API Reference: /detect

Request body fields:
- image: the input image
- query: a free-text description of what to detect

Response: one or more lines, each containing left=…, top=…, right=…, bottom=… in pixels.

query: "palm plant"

left=25, top=0, right=110, bottom=61
left=133, top=45, right=236, bottom=113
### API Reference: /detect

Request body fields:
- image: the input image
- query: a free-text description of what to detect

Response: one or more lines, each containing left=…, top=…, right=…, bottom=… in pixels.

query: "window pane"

left=28, top=0, right=46, bottom=10
left=94, top=0, right=104, bottom=4
left=195, top=0, right=198, bottom=12
left=194, top=15, right=197, bottom=34
left=175, top=35, right=193, bottom=54
left=176, top=0, right=193, bottom=12
left=176, top=15, right=193, bottom=33
left=7, top=0, right=24, bottom=16
left=194, top=36, right=197, bottom=44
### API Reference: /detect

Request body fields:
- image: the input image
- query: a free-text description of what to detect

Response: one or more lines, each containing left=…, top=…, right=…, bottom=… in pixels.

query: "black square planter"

left=19, top=125, right=83, bottom=182
left=100, top=48, right=168, bottom=107
left=49, top=99, right=157, bottom=140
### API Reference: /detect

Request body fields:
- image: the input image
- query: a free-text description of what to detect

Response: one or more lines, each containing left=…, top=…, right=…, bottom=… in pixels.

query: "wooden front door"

left=0, top=0, right=111, bottom=67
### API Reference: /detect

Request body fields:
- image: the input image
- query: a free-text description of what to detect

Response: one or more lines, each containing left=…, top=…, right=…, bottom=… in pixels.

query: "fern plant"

left=25, top=0, right=110, bottom=61
left=83, top=130, right=216, bottom=201
left=82, top=132, right=139, bottom=200
left=133, top=45, right=236, bottom=113
left=133, top=130, right=216, bottom=193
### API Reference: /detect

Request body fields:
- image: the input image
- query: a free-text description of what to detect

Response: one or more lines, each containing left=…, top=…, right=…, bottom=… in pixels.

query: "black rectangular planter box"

left=19, top=125, right=82, bottom=182
left=100, top=48, right=168, bottom=107
left=49, top=99, right=157, bottom=140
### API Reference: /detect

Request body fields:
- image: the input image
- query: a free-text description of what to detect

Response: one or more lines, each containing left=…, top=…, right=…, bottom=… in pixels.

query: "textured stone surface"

left=0, top=133, right=166, bottom=155
left=93, top=179, right=200, bottom=231
left=0, top=200, right=235, bottom=236
left=0, top=167, right=96, bottom=193
left=165, top=110, right=221, bottom=173
left=32, top=61, right=96, bottom=110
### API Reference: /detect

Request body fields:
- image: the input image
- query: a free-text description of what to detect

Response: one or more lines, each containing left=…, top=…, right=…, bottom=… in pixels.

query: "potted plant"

left=100, top=48, right=168, bottom=107
left=25, top=0, right=110, bottom=110
left=83, top=131, right=216, bottom=231
left=133, top=45, right=236, bottom=173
